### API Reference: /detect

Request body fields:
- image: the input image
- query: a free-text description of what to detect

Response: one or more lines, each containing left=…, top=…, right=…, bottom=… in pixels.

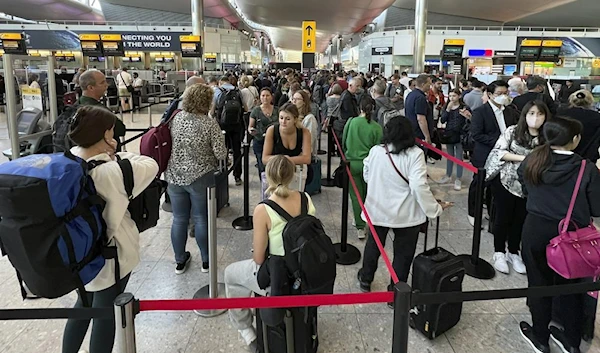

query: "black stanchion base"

left=232, top=216, right=254, bottom=231
left=322, top=178, right=337, bottom=187
left=317, top=149, right=327, bottom=155
left=334, top=243, right=361, bottom=265
left=456, top=254, right=496, bottom=280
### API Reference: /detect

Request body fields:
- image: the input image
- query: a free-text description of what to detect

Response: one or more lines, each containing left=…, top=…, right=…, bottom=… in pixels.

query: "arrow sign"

left=302, top=21, right=316, bottom=53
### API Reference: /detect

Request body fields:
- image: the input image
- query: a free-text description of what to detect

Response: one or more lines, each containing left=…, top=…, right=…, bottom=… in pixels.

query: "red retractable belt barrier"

left=416, top=137, right=478, bottom=174
left=139, top=291, right=394, bottom=312
left=331, top=131, right=400, bottom=284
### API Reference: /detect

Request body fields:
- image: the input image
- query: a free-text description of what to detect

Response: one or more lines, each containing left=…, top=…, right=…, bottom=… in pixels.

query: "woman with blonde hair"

left=165, top=83, right=228, bottom=275
left=224, top=155, right=317, bottom=352
left=239, top=75, right=260, bottom=112
left=292, top=89, right=318, bottom=156
left=559, top=89, right=600, bottom=162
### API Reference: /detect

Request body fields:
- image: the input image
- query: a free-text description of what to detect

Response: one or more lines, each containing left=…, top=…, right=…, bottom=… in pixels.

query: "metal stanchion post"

left=333, top=161, right=361, bottom=265
left=317, top=109, right=326, bottom=155
left=321, top=120, right=336, bottom=187
left=392, top=282, right=411, bottom=353
left=456, top=168, right=495, bottom=279
left=193, top=185, right=227, bottom=317
left=114, top=293, right=138, bottom=353
left=148, top=97, right=153, bottom=126
left=232, top=140, right=253, bottom=230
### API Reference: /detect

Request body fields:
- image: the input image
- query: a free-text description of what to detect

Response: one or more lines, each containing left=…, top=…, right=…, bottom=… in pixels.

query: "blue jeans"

left=253, top=138, right=265, bottom=174
left=445, top=143, right=464, bottom=179
left=167, top=172, right=214, bottom=263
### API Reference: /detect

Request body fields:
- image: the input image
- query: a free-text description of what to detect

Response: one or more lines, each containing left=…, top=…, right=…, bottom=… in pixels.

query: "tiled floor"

left=0, top=109, right=600, bottom=353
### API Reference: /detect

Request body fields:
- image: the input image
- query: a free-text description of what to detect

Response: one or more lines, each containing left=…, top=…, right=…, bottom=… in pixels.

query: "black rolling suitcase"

left=215, top=157, right=229, bottom=215
left=256, top=306, right=319, bottom=353
left=410, top=218, right=465, bottom=339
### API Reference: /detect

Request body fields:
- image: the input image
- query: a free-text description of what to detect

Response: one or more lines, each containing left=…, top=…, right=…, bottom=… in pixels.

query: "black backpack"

left=52, top=103, right=80, bottom=152
left=89, top=157, right=167, bottom=233
left=312, top=84, right=324, bottom=105
left=261, top=192, right=336, bottom=294
left=216, top=88, right=243, bottom=126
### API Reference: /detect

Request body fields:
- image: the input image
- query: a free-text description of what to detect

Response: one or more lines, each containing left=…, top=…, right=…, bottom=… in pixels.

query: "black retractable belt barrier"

left=456, top=168, right=495, bottom=279
left=333, top=160, right=361, bottom=265
left=0, top=307, right=113, bottom=321
left=232, top=137, right=253, bottom=231
left=322, top=119, right=336, bottom=187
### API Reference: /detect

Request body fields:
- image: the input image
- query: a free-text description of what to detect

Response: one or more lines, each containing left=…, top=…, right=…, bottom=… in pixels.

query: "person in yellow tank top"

left=223, top=155, right=316, bottom=352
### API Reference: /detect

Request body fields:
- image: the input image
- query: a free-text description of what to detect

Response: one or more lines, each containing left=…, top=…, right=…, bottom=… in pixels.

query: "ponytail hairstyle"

left=359, top=95, right=375, bottom=123
left=524, top=116, right=583, bottom=185
left=265, top=155, right=296, bottom=198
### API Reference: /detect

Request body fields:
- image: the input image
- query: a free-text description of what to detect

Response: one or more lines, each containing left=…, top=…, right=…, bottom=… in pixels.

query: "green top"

left=342, top=115, right=383, bottom=162
left=250, top=105, right=279, bottom=141
left=78, top=95, right=103, bottom=106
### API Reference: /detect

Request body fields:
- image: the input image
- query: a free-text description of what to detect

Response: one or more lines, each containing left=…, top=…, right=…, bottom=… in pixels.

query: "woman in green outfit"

left=342, top=95, right=383, bottom=239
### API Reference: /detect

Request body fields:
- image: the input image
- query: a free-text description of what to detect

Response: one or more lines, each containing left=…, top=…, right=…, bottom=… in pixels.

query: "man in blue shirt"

left=404, top=74, right=433, bottom=144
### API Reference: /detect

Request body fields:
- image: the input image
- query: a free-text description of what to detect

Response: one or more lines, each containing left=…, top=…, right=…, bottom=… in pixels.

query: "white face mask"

left=492, top=94, right=511, bottom=106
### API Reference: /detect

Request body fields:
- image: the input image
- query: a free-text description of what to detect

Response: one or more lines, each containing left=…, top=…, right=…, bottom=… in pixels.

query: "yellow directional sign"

left=302, top=21, right=316, bottom=53
left=542, top=40, right=563, bottom=47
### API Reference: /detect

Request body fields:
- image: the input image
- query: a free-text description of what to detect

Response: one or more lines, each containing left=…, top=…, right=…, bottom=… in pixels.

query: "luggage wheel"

left=409, top=316, right=416, bottom=329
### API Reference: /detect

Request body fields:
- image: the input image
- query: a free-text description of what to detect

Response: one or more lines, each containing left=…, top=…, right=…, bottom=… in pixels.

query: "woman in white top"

left=28, top=73, right=40, bottom=89
left=63, top=105, right=158, bottom=353
left=116, top=68, right=133, bottom=111
left=224, top=155, right=316, bottom=352
left=357, top=116, right=447, bottom=294
left=292, top=89, right=318, bottom=156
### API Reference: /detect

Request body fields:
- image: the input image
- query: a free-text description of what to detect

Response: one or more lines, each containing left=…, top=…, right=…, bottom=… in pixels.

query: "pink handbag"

left=546, top=160, right=600, bottom=281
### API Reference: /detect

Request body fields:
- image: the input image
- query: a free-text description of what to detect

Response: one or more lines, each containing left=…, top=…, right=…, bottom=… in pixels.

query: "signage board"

left=441, top=39, right=464, bottom=60
left=0, top=33, right=27, bottom=55
left=102, top=41, right=125, bottom=56
left=495, top=51, right=516, bottom=57
left=21, top=87, right=43, bottom=111
left=371, top=47, right=393, bottom=55
left=180, top=35, right=202, bottom=57
left=302, top=21, right=316, bottom=53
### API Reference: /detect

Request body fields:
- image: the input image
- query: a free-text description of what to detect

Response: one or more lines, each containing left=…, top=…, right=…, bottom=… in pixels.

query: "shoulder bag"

left=119, top=73, right=134, bottom=93
left=546, top=160, right=600, bottom=280
left=384, top=145, right=429, bottom=233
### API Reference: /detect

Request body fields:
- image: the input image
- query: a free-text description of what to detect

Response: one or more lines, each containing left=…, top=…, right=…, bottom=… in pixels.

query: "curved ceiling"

left=101, top=0, right=242, bottom=26
left=0, top=0, right=104, bottom=22
left=233, top=0, right=396, bottom=51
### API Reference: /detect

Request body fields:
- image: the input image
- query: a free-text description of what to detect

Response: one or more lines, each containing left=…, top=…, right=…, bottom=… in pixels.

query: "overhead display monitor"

left=180, top=35, right=202, bottom=57
left=0, top=33, right=27, bottom=55
left=79, top=34, right=103, bottom=57
left=538, top=40, right=563, bottom=62
left=518, top=39, right=542, bottom=61
left=441, top=39, right=465, bottom=60
left=101, top=34, right=125, bottom=57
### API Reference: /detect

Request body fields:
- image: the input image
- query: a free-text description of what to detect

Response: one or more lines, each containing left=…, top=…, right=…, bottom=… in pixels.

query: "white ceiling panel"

left=233, top=0, right=396, bottom=50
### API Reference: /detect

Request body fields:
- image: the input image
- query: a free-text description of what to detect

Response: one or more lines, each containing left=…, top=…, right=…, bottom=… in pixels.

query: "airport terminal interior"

left=2, top=0, right=600, bottom=353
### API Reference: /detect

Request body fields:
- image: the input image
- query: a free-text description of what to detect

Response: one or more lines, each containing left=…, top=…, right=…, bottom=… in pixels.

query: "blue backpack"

left=0, top=151, right=117, bottom=305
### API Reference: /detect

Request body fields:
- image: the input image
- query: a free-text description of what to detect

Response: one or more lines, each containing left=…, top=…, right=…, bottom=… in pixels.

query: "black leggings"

left=490, top=177, right=527, bottom=254
left=360, top=225, right=420, bottom=285
left=62, top=274, right=131, bottom=353
left=522, top=214, right=582, bottom=348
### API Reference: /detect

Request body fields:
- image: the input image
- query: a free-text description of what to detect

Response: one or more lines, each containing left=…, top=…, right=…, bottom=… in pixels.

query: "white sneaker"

left=492, top=252, right=510, bottom=274
left=240, top=327, right=257, bottom=346
left=506, top=252, right=527, bottom=274
left=437, top=175, right=452, bottom=184
left=467, top=215, right=475, bottom=227
left=358, top=228, right=367, bottom=240
left=454, top=179, right=462, bottom=191
left=78, top=350, right=88, bottom=353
